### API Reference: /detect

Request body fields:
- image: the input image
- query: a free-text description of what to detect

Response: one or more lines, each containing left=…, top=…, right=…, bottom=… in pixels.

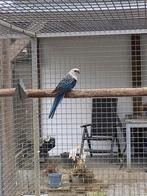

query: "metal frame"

left=37, top=29, right=147, bottom=37
left=31, top=38, right=40, bottom=196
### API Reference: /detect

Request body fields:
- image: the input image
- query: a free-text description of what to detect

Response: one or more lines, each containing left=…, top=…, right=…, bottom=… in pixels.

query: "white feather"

left=68, top=68, right=80, bottom=80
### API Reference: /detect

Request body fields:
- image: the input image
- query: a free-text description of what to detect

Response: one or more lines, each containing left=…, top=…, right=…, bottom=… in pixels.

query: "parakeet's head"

left=68, top=68, right=80, bottom=80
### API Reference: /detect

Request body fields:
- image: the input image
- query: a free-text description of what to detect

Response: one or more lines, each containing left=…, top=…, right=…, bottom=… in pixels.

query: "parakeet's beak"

left=77, top=69, right=80, bottom=74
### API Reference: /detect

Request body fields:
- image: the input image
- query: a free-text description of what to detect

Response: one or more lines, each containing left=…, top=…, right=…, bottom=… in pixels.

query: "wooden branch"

left=0, top=88, right=16, bottom=96
left=1, top=87, right=147, bottom=98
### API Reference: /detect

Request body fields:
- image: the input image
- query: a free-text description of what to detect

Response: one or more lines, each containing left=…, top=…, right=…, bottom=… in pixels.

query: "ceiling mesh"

left=0, top=0, right=147, bottom=36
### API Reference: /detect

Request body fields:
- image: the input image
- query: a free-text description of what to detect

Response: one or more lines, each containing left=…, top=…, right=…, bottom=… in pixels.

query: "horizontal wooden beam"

left=1, top=87, right=147, bottom=98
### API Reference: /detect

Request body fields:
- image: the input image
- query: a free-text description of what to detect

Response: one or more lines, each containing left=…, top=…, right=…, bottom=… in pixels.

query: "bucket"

left=48, top=172, right=62, bottom=188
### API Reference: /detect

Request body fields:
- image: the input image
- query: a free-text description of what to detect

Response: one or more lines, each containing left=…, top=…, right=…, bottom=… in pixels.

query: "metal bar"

left=37, top=29, right=147, bottom=38
left=126, top=124, right=131, bottom=169
left=0, top=99, right=4, bottom=196
left=2, top=87, right=147, bottom=98
left=31, top=38, right=40, bottom=196
left=0, top=19, right=35, bottom=37
left=0, top=101, right=3, bottom=196
left=0, top=35, right=29, bottom=39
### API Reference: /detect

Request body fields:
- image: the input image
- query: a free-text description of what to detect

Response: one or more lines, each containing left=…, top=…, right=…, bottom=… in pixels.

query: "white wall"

left=39, top=35, right=133, bottom=155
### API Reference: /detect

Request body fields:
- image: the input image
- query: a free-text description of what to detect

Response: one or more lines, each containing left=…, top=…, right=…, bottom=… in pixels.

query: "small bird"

left=49, top=68, right=80, bottom=119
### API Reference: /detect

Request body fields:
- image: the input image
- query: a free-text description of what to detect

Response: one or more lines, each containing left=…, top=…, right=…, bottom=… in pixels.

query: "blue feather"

left=55, top=74, right=77, bottom=92
left=49, top=93, right=64, bottom=119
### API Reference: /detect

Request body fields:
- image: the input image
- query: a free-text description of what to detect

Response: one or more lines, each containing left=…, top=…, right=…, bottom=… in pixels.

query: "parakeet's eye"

left=74, top=69, right=80, bottom=74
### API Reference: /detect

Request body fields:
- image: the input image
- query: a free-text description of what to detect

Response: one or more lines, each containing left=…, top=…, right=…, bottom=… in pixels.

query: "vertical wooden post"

left=31, top=38, right=40, bottom=196
left=0, top=39, right=15, bottom=196
left=131, top=34, right=142, bottom=115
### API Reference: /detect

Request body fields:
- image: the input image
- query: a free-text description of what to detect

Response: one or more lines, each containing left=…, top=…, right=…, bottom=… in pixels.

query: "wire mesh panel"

left=38, top=35, right=147, bottom=196
left=0, top=39, right=16, bottom=196
left=1, top=32, right=147, bottom=196
left=12, top=40, right=35, bottom=195
left=1, top=1, right=147, bottom=196
left=0, top=38, right=37, bottom=196
left=0, top=0, right=147, bottom=37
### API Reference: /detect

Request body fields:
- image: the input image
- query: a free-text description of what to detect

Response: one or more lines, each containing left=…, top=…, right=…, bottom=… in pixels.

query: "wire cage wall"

left=1, top=1, right=147, bottom=196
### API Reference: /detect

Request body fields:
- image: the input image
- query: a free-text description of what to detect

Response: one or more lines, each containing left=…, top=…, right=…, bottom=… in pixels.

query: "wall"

left=39, top=35, right=133, bottom=155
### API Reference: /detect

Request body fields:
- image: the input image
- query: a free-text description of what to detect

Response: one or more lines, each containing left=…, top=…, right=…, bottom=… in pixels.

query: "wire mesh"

left=0, top=0, right=147, bottom=36
left=0, top=39, right=36, bottom=196
left=1, top=1, right=147, bottom=196
left=1, top=34, right=147, bottom=196
left=37, top=35, right=147, bottom=196
left=13, top=40, right=35, bottom=195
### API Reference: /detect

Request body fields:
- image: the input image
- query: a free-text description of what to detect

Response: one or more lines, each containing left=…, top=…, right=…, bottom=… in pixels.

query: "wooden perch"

left=1, top=87, right=147, bottom=98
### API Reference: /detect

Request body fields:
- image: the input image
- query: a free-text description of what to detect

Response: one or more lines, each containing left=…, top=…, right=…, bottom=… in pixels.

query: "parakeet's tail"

left=49, top=93, right=64, bottom=119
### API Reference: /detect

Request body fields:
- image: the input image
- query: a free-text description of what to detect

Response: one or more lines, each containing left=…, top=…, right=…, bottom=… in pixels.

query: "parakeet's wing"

left=54, top=74, right=77, bottom=94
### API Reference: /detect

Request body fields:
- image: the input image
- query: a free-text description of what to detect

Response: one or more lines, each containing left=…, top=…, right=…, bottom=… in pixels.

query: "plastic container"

left=48, top=172, right=62, bottom=188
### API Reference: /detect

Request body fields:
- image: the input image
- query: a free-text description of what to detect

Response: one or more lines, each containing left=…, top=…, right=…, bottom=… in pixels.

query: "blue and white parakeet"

left=49, top=68, right=80, bottom=119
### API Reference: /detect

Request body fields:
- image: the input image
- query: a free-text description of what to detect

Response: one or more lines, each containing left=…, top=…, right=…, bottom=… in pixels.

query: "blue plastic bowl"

left=48, top=172, right=62, bottom=188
